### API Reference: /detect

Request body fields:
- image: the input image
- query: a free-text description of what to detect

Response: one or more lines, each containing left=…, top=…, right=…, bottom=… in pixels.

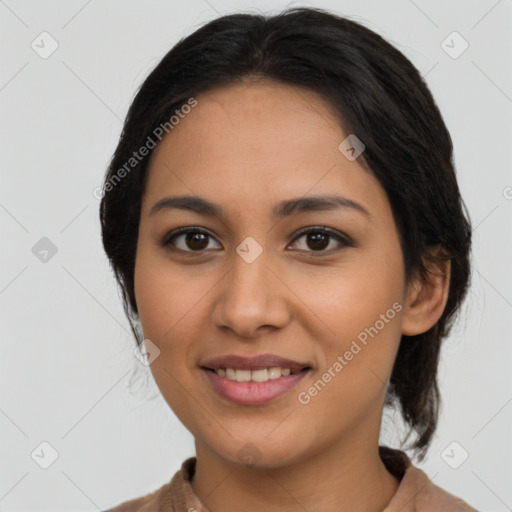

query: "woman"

left=101, top=7, right=476, bottom=511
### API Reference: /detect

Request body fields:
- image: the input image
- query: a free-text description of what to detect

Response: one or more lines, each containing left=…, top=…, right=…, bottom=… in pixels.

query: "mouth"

left=207, top=366, right=301, bottom=382
left=200, top=354, right=312, bottom=405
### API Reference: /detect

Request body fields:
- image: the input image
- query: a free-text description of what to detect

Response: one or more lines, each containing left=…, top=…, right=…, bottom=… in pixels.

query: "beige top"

left=104, top=446, right=478, bottom=511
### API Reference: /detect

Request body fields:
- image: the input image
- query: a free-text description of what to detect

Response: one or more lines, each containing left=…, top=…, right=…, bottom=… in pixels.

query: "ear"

left=401, top=246, right=451, bottom=336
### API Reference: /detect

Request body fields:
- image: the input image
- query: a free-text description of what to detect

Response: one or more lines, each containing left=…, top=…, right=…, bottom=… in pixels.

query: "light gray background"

left=1, top=0, right=511, bottom=510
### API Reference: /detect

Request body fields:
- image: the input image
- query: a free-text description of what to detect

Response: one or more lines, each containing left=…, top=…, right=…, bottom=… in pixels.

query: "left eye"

left=162, top=226, right=350, bottom=254
left=288, top=227, right=350, bottom=253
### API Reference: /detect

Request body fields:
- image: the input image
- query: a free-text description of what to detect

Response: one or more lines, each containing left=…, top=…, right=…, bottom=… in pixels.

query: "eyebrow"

left=149, top=194, right=370, bottom=220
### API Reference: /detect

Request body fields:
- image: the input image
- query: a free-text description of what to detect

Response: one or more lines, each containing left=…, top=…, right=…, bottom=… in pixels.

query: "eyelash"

left=161, top=225, right=353, bottom=256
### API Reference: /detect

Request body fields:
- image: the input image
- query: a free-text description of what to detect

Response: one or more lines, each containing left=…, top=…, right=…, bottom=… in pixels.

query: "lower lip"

left=202, top=369, right=309, bottom=405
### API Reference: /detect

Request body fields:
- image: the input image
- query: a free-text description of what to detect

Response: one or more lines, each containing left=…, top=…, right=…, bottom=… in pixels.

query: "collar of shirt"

left=105, top=446, right=478, bottom=511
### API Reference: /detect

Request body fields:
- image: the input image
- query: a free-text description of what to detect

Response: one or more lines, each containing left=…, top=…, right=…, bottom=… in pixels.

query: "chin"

left=199, top=427, right=311, bottom=470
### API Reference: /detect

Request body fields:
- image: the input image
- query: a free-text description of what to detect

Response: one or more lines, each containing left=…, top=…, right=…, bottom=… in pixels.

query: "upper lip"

left=201, top=354, right=311, bottom=373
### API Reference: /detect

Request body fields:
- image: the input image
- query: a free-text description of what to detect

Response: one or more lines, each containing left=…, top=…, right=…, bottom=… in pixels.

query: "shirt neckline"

left=170, top=445, right=414, bottom=512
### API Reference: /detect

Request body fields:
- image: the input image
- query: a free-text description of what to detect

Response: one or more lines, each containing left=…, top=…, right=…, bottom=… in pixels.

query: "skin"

left=134, top=79, right=450, bottom=512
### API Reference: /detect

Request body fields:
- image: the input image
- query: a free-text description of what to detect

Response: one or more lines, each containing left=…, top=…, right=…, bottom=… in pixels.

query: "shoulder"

left=402, top=464, right=478, bottom=512
left=102, top=481, right=173, bottom=512
left=381, top=446, right=479, bottom=512
left=102, top=457, right=200, bottom=512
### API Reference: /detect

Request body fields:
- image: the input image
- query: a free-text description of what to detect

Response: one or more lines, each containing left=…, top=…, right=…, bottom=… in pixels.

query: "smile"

left=215, top=367, right=292, bottom=382
left=200, top=354, right=312, bottom=405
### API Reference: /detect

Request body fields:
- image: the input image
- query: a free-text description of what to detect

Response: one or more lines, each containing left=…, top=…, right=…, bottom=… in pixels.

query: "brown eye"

left=305, top=232, right=330, bottom=250
left=185, top=231, right=209, bottom=250
left=163, top=228, right=221, bottom=252
left=163, top=226, right=351, bottom=256
left=289, top=227, right=351, bottom=254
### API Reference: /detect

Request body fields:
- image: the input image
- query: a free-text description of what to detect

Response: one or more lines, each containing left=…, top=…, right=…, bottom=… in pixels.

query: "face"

left=134, top=80, right=410, bottom=468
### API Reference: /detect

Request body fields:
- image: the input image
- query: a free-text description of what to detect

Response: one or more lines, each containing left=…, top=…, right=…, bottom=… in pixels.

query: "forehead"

left=143, top=81, right=386, bottom=217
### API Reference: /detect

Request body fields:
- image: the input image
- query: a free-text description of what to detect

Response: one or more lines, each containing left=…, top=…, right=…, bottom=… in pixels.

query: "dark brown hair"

left=99, top=7, right=472, bottom=461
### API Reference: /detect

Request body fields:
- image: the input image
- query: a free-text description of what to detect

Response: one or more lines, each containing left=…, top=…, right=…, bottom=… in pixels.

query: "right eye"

left=162, top=227, right=222, bottom=253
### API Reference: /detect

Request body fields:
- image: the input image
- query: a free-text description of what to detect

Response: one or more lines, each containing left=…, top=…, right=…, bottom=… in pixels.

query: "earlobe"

left=401, top=247, right=451, bottom=336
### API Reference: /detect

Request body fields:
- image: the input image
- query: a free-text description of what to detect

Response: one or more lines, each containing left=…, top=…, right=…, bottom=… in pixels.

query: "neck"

left=191, top=434, right=400, bottom=512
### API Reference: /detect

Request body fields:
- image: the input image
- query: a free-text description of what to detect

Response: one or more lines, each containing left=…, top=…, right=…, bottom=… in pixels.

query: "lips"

left=200, top=354, right=311, bottom=405
left=201, top=354, right=310, bottom=373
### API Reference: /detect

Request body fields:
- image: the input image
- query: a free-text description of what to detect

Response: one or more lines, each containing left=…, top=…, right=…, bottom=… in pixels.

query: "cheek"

left=134, top=245, right=205, bottom=341
left=302, top=242, right=405, bottom=395
left=304, top=246, right=404, bottom=343
left=133, top=248, right=210, bottom=427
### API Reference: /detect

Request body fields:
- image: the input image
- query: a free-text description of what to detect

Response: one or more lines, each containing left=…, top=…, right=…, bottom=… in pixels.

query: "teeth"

left=235, top=369, right=251, bottom=382
left=251, top=369, right=268, bottom=382
left=215, top=367, right=293, bottom=382
left=268, top=367, right=281, bottom=379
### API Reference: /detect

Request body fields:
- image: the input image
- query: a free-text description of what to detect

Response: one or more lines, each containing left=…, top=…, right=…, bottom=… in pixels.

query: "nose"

left=211, top=246, right=290, bottom=339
